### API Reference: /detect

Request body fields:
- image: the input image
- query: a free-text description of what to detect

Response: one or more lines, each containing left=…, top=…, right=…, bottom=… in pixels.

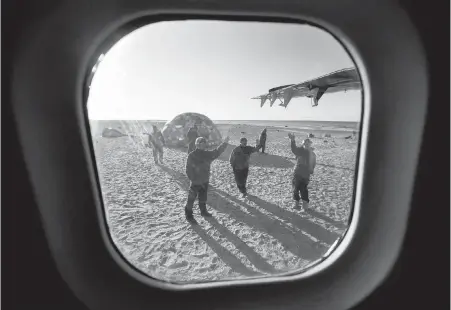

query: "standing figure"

left=152, top=125, right=165, bottom=144
left=186, top=125, right=199, bottom=154
left=288, top=133, right=316, bottom=209
left=147, top=126, right=165, bottom=164
left=259, top=128, right=267, bottom=154
left=229, top=137, right=262, bottom=197
left=185, top=136, right=229, bottom=222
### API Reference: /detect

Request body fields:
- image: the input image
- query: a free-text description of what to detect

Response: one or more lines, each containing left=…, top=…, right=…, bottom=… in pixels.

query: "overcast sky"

left=87, top=20, right=362, bottom=121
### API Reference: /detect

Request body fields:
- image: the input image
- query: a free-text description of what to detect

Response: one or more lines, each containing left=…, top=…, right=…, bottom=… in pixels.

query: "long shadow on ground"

left=302, top=208, right=349, bottom=230
left=316, top=163, right=355, bottom=172
left=159, top=163, right=345, bottom=243
left=233, top=193, right=342, bottom=245
left=159, top=165, right=296, bottom=274
left=189, top=223, right=263, bottom=277
left=204, top=217, right=279, bottom=275
left=159, top=165, right=328, bottom=262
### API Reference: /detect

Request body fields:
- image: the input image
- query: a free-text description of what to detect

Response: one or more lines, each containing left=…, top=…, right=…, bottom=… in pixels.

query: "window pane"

left=87, top=20, right=362, bottom=284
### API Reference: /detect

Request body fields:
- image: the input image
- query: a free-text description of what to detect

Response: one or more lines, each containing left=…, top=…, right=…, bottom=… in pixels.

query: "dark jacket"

left=187, top=127, right=199, bottom=153
left=290, top=140, right=316, bottom=179
left=186, top=142, right=228, bottom=184
left=229, top=145, right=261, bottom=170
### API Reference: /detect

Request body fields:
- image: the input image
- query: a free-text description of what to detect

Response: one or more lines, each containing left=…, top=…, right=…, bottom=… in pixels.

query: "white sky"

left=87, top=20, right=362, bottom=121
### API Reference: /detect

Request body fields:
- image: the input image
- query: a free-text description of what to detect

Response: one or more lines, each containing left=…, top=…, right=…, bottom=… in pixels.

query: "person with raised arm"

left=288, top=133, right=316, bottom=209
left=229, top=137, right=262, bottom=197
left=184, top=136, right=230, bottom=222
left=258, top=128, right=267, bottom=154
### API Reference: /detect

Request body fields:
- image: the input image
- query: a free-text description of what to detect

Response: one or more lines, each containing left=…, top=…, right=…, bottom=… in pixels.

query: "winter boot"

left=294, top=200, right=301, bottom=209
left=199, top=203, right=212, bottom=217
left=185, top=207, right=195, bottom=222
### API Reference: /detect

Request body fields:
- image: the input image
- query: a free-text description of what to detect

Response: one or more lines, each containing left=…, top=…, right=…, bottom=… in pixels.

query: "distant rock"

left=324, top=133, right=332, bottom=138
left=102, top=128, right=126, bottom=138
left=308, top=133, right=315, bottom=138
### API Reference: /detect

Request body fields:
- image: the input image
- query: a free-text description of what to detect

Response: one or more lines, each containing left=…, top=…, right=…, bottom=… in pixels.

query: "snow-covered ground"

left=92, top=123, right=358, bottom=284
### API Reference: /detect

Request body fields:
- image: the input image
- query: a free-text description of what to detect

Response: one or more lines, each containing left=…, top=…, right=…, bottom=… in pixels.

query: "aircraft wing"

left=252, top=67, right=362, bottom=108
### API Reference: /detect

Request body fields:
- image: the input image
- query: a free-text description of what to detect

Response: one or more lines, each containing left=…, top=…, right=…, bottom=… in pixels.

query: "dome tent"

left=161, top=112, right=222, bottom=148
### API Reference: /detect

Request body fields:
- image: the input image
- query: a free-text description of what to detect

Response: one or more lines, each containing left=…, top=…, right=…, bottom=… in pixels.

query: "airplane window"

left=86, top=20, right=363, bottom=284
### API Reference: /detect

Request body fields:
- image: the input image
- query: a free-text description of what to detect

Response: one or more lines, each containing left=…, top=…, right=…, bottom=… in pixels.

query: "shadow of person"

left=204, top=217, right=279, bottom=275
left=206, top=190, right=326, bottom=261
left=159, top=165, right=325, bottom=261
left=189, top=222, right=263, bottom=278
left=316, top=163, right=355, bottom=172
left=244, top=194, right=343, bottom=245
left=302, top=208, right=349, bottom=230
left=158, top=164, right=190, bottom=189
left=217, top=144, right=295, bottom=169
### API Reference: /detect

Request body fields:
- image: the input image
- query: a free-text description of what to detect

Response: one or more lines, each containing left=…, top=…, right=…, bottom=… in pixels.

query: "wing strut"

left=311, top=87, right=328, bottom=107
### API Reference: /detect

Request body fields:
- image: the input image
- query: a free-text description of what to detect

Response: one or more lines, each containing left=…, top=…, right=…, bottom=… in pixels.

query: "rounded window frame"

left=11, top=1, right=428, bottom=309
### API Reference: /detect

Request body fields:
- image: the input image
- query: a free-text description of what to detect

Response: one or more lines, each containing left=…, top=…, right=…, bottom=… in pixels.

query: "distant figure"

left=185, top=136, right=229, bottom=222
left=259, top=128, right=267, bottom=154
left=147, top=127, right=165, bottom=164
left=151, top=125, right=165, bottom=147
left=288, top=133, right=316, bottom=209
left=186, top=125, right=199, bottom=154
left=229, top=137, right=262, bottom=197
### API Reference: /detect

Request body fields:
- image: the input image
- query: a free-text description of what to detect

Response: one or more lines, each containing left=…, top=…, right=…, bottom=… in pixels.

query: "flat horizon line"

left=89, top=119, right=360, bottom=123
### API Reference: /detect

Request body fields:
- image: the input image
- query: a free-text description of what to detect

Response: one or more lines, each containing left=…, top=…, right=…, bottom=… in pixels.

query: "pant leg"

left=153, top=144, right=164, bottom=163
left=299, top=178, right=310, bottom=203
left=232, top=168, right=240, bottom=185
left=158, top=149, right=164, bottom=163
left=152, top=147, right=158, bottom=164
left=198, top=182, right=209, bottom=213
left=186, top=183, right=199, bottom=212
left=232, top=168, right=241, bottom=189
left=242, top=168, right=249, bottom=190
left=233, top=169, right=247, bottom=193
left=292, top=175, right=302, bottom=201
left=261, top=144, right=265, bottom=153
